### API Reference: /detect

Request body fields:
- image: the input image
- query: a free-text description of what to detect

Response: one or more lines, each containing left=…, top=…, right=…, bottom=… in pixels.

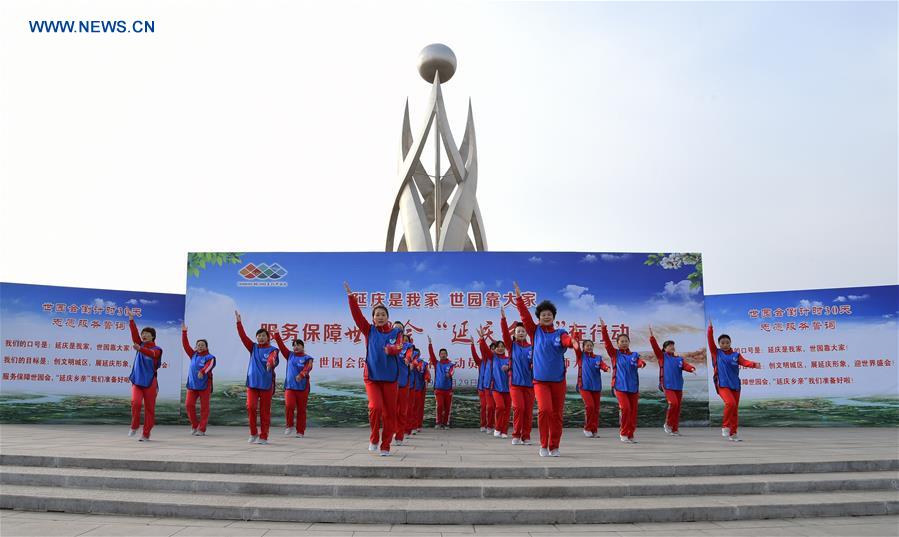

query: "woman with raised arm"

left=274, top=331, right=314, bottom=438
left=470, top=339, right=494, bottom=432
left=235, top=310, right=279, bottom=445
left=501, top=306, right=535, bottom=445
left=600, top=318, right=646, bottom=443
left=572, top=331, right=609, bottom=438
left=344, top=282, right=404, bottom=456
left=394, top=324, right=413, bottom=445
left=708, top=319, right=761, bottom=442
left=182, top=323, right=216, bottom=436
left=513, top=281, right=579, bottom=457
left=649, top=325, right=696, bottom=436
left=478, top=327, right=511, bottom=438
left=428, top=335, right=455, bottom=429
left=127, top=312, right=163, bottom=442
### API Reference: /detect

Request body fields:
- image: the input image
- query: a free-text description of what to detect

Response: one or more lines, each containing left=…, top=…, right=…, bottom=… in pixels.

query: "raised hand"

left=500, top=305, right=506, bottom=319
left=427, top=335, right=432, bottom=344
left=513, top=281, right=521, bottom=297
left=181, top=322, right=187, bottom=332
left=343, top=281, right=352, bottom=295
left=599, top=317, right=606, bottom=329
left=127, top=310, right=134, bottom=321
left=235, top=310, right=241, bottom=323
left=648, top=325, right=654, bottom=338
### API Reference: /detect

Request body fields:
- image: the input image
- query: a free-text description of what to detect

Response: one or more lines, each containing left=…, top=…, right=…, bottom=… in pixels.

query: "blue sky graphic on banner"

left=704, top=285, right=898, bottom=426
left=185, top=252, right=709, bottom=400
left=0, top=282, right=185, bottom=423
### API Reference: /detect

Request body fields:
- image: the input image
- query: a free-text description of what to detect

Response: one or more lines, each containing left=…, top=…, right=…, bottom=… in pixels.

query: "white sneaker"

left=138, top=436, right=149, bottom=442
left=394, top=439, right=404, bottom=446
left=128, top=429, right=138, bottom=437
left=501, top=434, right=509, bottom=439
left=196, top=431, right=206, bottom=436
left=191, top=428, right=198, bottom=435
left=295, top=433, right=304, bottom=438
left=583, top=429, right=594, bottom=438
left=728, top=435, right=743, bottom=442
left=523, top=439, right=533, bottom=445
left=538, top=447, right=549, bottom=457
left=284, top=428, right=292, bottom=436
left=435, top=424, right=441, bottom=429
left=592, top=433, right=601, bottom=438
left=512, top=438, right=523, bottom=445
left=549, top=449, right=560, bottom=457
left=670, top=431, right=681, bottom=437
left=255, top=438, right=268, bottom=445
left=663, top=423, right=672, bottom=434
left=493, top=430, right=501, bottom=437
left=486, top=428, right=494, bottom=434
left=630, top=437, right=638, bottom=443
left=620, top=435, right=631, bottom=443
left=248, top=435, right=258, bottom=443
left=721, top=427, right=730, bottom=437
left=480, top=427, right=487, bottom=432
left=379, top=450, right=391, bottom=457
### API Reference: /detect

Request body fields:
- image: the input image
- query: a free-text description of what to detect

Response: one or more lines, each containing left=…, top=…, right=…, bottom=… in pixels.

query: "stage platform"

left=1, top=425, right=897, bottom=525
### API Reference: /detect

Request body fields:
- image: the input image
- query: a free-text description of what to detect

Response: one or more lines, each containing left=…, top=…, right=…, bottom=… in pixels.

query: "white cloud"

left=494, top=280, right=504, bottom=288
left=833, top=296, right=847, bottom=303
left=392, top=280, right=412, bottom=291
left=528, top=256, right=543, bottom=264
left=600, top=254, right=631, bottom=262
left=91, top=298, right=116, bottom=309
left=799, top=299, right=824, bottom=309
left=412, top=261, right=428, bottom=273
left=848, top=294, right=870, bottom=301
left=470, top=280, right=485, bottom=291
left=580, top=254, right=597, bottom=263
left=127, top=298, right=159, bottom=305
left=660, top=280, right=701, bottom=301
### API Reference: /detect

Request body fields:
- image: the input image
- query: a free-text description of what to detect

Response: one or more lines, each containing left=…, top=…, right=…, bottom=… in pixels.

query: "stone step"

left=2, top=484, right=897, bottom=524
left=2, top=453, right=896, bottom=479
left=1, top=465, right=896, bottom=499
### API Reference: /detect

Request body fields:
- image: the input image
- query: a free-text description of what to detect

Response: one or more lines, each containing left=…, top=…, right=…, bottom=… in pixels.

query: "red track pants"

left=664, top=389, right=683, bottom=432
left=246, top=387, right=274, bottom=440
left=484, top=388, right=495, bottom=428
left=534, top=380, right=566, bottom=451
left=364, top=379, right=398, bottom=451
left=615, top=390, right=639, bottom=439
left=579, top=389, right=601, bottom=434
left=491, top=390, right=511, bottom=434
left=718, top=387, right=741, bottom=435
left=435, top=388, right=453, bottom=426
left=478, top=389, right=489, bottom=427
left=510, top=385, right=535, bottom=441
left=130, top=379, right=158, bottom=438
left=395, top=385, right=410, bottom=440
left=185, top=385, right=211, bottom=432
left=285, top=388, right=310, bottom=434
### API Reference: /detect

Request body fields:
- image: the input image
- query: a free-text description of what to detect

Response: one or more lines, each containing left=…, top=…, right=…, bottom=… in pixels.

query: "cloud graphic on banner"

left=127, top=298, right=160, bottom=306
left=661, top=280, right=702, bottom=301
left=393, top=280, right=412, bottom=291
left=560, top=284, right=627, bottom=319
left=413, top=261, right=428, bottom=273
left=601, top=254, right=631, bottom=262
left=91, top=298, right=116, bottom=309
left=835, top=294, right=870, bottom=302
left=580, top=254, right=597, bottom=263
left=528, top=256, right=543, bottom=264
left=799, top=299, right=824, bottom=309
left=470, top=280, right=485, bottom=290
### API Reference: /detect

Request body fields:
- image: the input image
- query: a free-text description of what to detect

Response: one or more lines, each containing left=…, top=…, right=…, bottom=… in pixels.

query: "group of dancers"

left=125, top=281, right=761, bottom=455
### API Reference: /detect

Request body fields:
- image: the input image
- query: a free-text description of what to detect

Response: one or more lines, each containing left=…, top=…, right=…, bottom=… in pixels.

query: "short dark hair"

left=489, top=341, right=497, bottom=350
left=662, top=340, right=675, bottom=351
left=581, top=338, right=594, bottom=345
left=196, top=339, right=208, bottom=348
left=393, top=321, right=404, bottom=327
left=535, top=300, right=557, bottom=319
left=255, top=328, right=269, bottom=337
left=372, top=304, right=389, bottom=317
left=439, top=348, right=448, bottom=355
left=617, top=333, right=630, bottom=341
left=718, top=334, right=731, bottom=343
left=141, top=327, right=156, bottom=340
left=292, top=339, right=305, bottom=346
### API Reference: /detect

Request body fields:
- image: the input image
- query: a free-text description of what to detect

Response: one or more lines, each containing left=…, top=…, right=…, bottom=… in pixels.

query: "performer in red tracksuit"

left=708, top=319, right=761, bottom=442
left=470, top=340, right=495, bottom=433
left=428, top=336, right=455, bottom=429
left=127, top=313, right=162, bottom=441
left=500, top=308, right=535, bottom=445
left=182, top=323, right=215, bottom=436
left=572, top=334, right=610, bottom=438
left=478, top=330, right=511, bottom=438
left=513, top=282, right=579, bottom=457
left=394, top=328, right=414, bottom=445
left=274, top=332, right=314, bottom=438
left=649, top=325, right=696, bottom=436
left=235, top=311, right=279, bottom=445
left=345, top=282, right=404, bottom=456
left=600, top=318, right=646, bottom=443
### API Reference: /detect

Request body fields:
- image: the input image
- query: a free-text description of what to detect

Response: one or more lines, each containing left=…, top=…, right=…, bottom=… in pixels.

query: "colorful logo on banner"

left=237, top=263, right=288, bottom=287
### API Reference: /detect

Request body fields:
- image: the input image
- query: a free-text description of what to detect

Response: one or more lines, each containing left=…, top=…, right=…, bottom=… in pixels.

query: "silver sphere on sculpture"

left=417, top=44, right=456, bottom=83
